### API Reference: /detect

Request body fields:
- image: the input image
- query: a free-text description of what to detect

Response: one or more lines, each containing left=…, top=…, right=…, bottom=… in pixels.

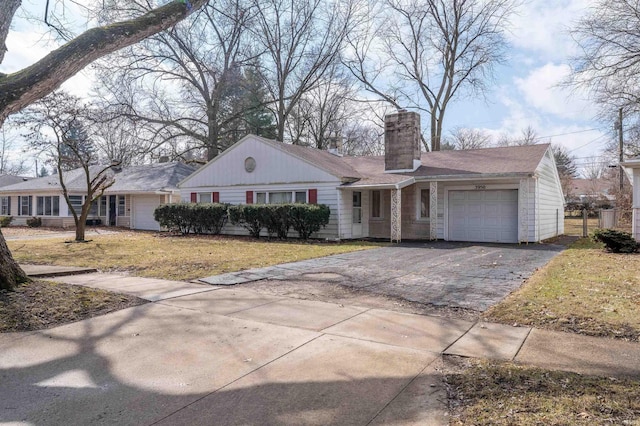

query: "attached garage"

left=447, top=190, right=518, bottom=243
left=132, top=195, right=162, bottom=231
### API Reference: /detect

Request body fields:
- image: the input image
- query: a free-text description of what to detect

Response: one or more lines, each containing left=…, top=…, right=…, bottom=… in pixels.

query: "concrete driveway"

left=201, top=242, right=565, bottom=311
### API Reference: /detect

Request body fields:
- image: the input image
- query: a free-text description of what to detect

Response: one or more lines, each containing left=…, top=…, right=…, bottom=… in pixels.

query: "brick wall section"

left=384, top=111, right=421, bottom=171
left=368, top=186, right=430, bottom=239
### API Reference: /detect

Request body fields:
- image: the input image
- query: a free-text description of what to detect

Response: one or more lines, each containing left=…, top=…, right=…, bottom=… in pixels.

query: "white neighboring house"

left=621, top=157, right=640, bottom=241
left=0, top=162, right=196, bottom=231
left=179, top=111, right=565, bottom=243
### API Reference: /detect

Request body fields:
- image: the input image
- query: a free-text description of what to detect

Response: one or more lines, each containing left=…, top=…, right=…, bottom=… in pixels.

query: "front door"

left=352, top=191, right=362, bottom=237
left=109, top=195, right=117, bottom=226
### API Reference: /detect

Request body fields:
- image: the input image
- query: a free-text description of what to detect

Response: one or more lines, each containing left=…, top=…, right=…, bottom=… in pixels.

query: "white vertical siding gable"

left=180, top=135, right=341, bottom=188
left=534, top=148, right=565, bottom=240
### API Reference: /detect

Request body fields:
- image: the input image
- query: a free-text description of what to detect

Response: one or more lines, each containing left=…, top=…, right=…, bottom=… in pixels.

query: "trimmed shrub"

left=262, top=204, right=291, bottom=239
left=592, top=228, right=639, bottom=253
left=289, top=204, right=330, bottom=240
left=154, top=203, right=228, bottom=235
left=26, top=217, right=42, bottom=228
left=0, top=216, right=13, bottom=227
left=228, top=204, right=264, bottom=238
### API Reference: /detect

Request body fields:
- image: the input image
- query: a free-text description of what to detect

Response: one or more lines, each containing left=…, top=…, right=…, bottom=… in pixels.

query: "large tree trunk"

left=0, top=0, right=208, bottom=290
left=0, top=228, right=29, bottom=291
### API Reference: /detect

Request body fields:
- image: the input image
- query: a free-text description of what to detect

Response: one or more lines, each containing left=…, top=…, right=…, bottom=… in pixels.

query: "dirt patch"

left=0, top=280, right=146, bottom=333
left=242, top=278, right=480, bottom=322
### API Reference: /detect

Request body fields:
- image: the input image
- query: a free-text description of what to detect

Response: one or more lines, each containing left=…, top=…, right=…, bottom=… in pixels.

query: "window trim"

left=0, top=196, right=10, bottom=216
left=36, top=195, right=60, bottom=217
left=416, top=186, right=431, bottom=220
left=18, top=195, right=32, bottom=216
left=254, top=190, right=309, bottom=204
left=370, top=190, right=383, bottom=219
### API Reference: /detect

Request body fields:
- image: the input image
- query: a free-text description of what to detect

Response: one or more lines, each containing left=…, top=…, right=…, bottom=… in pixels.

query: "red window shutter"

left=246, top=191, right=253, bottom=204
left=190, top=192, right=197, bottom=203
left=308, top=189, right=318, bottom=204
left=212, top=192, right=220, bottom=203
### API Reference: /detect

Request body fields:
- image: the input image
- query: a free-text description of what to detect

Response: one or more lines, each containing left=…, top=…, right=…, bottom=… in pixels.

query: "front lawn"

left=7, top=232, right=379, bottom=281
left=484, top=238, right=640, bottom=341
left=0, top=280, right=145, bottom=332
left=446, top=358, right=640, bottom=425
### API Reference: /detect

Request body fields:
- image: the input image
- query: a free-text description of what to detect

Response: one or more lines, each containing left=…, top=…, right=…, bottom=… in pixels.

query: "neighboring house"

left=0, top=162, right=195, bottom=231
left=566, top=178, right=615, bottom=205
left=180, top=111, right=565, bottom=243
left=621, top=157, right=640, bottom=241
left=0, top=174, right=31, bottom=188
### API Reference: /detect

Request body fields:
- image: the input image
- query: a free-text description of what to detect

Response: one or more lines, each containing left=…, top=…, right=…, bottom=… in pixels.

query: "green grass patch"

left=484, top=238, right=640, bottom=341
left=7, top=232, right=381, bottom=281
left=446, top=359, right=640, bottom=425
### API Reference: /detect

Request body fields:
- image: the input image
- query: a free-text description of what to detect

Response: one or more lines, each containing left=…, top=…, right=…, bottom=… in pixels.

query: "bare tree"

left=443, top=127, right=492, bottom=150
left=495, top=125, right=541, bottom=146
left=96, top=0, right=260, bottom=160
left=253, top=0, right=356, bottom=142
left=0, top=0, right=207, bottom=290
left=345, top=0, right=516, bottom=151
left=0, top=124, right=28, bottom=175
left=20, top=92, right=118, bottom=242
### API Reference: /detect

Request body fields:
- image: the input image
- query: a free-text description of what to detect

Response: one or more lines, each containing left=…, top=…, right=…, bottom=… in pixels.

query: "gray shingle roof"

left=0, top=162, right=196, bottom=194
left=340, top=143, right=550, bottom=186
left=0, top=174, right=31, bottom=188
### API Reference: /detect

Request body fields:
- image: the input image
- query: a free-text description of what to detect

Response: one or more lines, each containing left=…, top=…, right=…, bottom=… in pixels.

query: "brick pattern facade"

left=384, top=111, right=421, bottom=171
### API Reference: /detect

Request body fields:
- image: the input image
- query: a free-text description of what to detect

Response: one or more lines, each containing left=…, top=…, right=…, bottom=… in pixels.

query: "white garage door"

left=133, top=195, right=162, bottom=231
left=448, top=190, right=518, bottom=243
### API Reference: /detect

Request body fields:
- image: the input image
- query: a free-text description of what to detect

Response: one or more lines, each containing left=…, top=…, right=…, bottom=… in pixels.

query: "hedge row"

left=154, top=203, right=330, bottom=240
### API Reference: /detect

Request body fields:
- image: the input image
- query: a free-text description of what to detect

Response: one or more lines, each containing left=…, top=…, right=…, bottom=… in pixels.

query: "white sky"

left=0, top=0, right=614, bottom=175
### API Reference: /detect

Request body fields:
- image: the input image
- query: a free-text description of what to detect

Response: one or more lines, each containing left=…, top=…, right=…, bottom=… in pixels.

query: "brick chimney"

left=384, top=110, right=421, bottom=172
left=327, top=133, right=343, bottom=156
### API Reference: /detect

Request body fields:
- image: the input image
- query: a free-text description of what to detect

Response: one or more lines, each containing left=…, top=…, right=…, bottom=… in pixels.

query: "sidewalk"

left=6, top=269, right=639, bottom=425
left=54, top=271, right=640, bottom=380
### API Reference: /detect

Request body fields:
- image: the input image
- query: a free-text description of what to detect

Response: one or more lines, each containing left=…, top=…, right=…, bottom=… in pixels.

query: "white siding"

left=181, top=182, right=341, bottom=239
left=181, top=136, right=339, bottom=188
left=535, top=149, right=565, bottom=240
left=131, top=194, right=163, bottom=231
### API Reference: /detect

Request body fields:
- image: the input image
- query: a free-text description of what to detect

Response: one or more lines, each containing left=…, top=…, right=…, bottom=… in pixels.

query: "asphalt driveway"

left=201, top=241, right=565, bottom=312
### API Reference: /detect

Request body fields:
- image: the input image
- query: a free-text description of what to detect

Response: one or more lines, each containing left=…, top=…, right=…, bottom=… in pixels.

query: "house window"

left=198, top=192, right=212, bottom=203
left=100, top=196, right=107, bottom=215
left=255, top=191, right=308, bottom=204
left=118, top=195, right=126, bottom=216
left=371, top=190, right=382, bottom=218
left=0, top=197, right=9, bottom=215
left=295, top=191, right=307, bottom=203
left=19, top=196, right=31, bottom=216
left=68, top=195, right=83, bottom=216
left=420, top=189, right=430, bottom=218
left=89, top=198, right=99, bottom=216
left=36, top=196, right=60, bottom=216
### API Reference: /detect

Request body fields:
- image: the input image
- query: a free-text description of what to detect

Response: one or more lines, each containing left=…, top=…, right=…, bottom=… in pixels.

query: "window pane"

left=352, top=192, right=361, bottom=207
left=372, top=190, right=381, bottom=218
left=37, top=197, right=44, bottom=216
left=199, top=192, right=212, bottom=203
left=1, top=197, right=8, bottom=215
left=269, top=192, right=292, bottom=204
left=69, top=195, right=83, bottom=216
left=89, top=199, right=99, bottom=216
left=45, top=196, right=52, bottom=215
left=53, top=197, right=59, bottom=216
left=353, top=207, right=362, bottom=224
left=256, top=192, right=266, bottom=204
left=420, top=189, right=430, bottom=218
left=118, top=196, right=126, bottom=216
left=100, top=196, right=106, bottom=215
left=21, top=196, right=30, bottom=216
left=295, top=191, right=306, bottom=203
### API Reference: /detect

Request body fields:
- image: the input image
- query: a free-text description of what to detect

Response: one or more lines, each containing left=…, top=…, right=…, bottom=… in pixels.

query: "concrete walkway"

left=3, top=271, right=638, bottom=425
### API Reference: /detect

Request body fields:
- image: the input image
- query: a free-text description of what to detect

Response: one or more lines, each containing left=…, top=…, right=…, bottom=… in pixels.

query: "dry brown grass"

left=7, top=232, right=379, bottom=281
left=0, top=280, right=146, bottom=332
left=484, top=238, right=640, bottom=341
left=446, top=358, right=640, bottom=426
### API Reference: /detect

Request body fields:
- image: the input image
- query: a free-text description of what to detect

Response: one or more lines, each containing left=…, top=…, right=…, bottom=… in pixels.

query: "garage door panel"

left=447, top=190, right=518, bottom=243
left=134, top=195, right=162, bottom=231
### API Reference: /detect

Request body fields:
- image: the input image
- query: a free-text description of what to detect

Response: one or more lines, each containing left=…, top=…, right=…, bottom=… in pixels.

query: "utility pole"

left=617, top=107, right=624, bottom=190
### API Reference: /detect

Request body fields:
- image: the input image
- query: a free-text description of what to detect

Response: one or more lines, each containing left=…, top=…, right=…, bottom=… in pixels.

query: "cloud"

left=514, top=63, right=596, bottom=120
left=508, top=0, right=593, bottom=60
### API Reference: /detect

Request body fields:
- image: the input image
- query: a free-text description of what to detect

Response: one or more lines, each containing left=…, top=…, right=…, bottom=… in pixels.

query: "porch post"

left=391, top=188, right=402, bottom=243
left=430, top=182, right=438, bottom=240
